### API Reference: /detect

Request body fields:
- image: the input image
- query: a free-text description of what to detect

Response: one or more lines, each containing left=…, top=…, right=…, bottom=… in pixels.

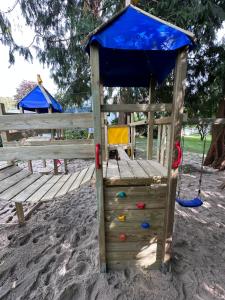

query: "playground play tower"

left=86, top=5, right=195, bottom=272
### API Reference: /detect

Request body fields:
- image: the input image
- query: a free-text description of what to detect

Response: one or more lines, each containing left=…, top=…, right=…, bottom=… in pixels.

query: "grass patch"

left=135, top=134, right=211, bottom=155
left=183, top=135, right=211, bottom=154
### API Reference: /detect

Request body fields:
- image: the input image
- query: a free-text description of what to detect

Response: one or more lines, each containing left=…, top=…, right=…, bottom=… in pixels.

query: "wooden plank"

left=101, top=103, right=172, bottom=113
left=0, top=170, right=31, bottom=194
left=5, top=139, right=95, bottom=147
left=154, top=117, right=172, bottom=125
left=0, top=113, right=93, bottom=131
left=129, top=120, right=147, bottom=127
left=106, top=230, right=163, bottom=242
left=106, top=240, right=160, bottom=252
left=42, top=175, right=71, bottom=201
left=55, top=171, right=80, bottom=197
left=148, top=160, right=168, bottom=177
left=136, top=160, right=156, bottom=177
left=26, top=175, right=62, bottom=203
left=69, top=167, right=88, bottom=191
left=90, top=44, right=106, bottom=272
left=0, top=174, right=41, bottom=201
left=116, top=146, right=130, bottom=161
left=107, top=260, right=161, bottom=271
left=80, top=164, right=95, bottom=186
left=0, top=144, right=95, bottom=160
left=126, top=160, right=148, bottom=178
left=104, top=177, right=167, bottom=186
left=104, top=185, right=167, bottom=210
left=117, top=160, right=133, bottom=178
left=0, top=166, right=21, bottom=181
left=105, top=209, right=165, bottom=224
left=106, top=160, right=120, bottom=179
left=11, top=175, right=53, bottom=203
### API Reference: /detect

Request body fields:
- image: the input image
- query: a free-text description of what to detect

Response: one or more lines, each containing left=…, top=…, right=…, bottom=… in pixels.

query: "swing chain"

left=198, top=135, right=207, bottom=197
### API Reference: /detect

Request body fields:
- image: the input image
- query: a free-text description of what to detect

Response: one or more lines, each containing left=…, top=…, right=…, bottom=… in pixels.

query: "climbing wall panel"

left=104, top=184, right=167, bottom=270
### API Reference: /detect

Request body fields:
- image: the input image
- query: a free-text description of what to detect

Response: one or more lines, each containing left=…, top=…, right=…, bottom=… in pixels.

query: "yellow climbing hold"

left=117, top=215, right=126, bottom=222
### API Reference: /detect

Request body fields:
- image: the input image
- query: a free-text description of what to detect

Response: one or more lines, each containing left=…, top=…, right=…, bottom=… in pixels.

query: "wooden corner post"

left=90, top=44, right=106, bottom=272
left=147, top=79, right=156, bottom=160
left=164, top=47, right=188, bottom=262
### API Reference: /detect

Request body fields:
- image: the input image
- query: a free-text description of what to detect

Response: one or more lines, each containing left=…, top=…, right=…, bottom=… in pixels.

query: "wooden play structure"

left=86, top=4, right=195, bottom=271
left=0, top=105, right=95, bottom=224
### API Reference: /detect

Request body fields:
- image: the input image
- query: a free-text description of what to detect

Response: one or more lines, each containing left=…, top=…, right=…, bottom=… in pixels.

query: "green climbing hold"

left=116, top=191, right=126, bottom=198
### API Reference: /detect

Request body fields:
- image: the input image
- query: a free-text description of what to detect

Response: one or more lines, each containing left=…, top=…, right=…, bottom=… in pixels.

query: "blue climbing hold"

left=116, top=191, right=126, bottom=198
left=176, top=197, right=203, bottom=208
left=141, top=222, right=150, bottom=229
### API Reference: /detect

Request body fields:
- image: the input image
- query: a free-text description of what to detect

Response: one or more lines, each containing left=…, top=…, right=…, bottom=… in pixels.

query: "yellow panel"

left=108, top=127, right=129, bottom=145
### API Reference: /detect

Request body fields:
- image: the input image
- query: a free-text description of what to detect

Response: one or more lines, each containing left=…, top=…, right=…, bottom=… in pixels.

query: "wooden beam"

left=147, top=79, right=156, bottom=160
left=4, top=139, right=94, bottom=147
left=165, top=48, right=188, bottom=263
left=129, top=119, right=147, bottom=126
left=90, top=44, right=106, bottom=272
left=154, top=117, right=172, bottom=125
left=101, top=104, right=172, bottom=113
left=130, top=113, right=135, bottom=159
left=0, top=113, right=93, bottom=131
left=0, top=144, right=95, bottom=160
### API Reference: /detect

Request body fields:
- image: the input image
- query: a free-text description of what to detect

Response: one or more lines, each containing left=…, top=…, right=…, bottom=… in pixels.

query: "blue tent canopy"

left=17, top=85, right=63, bottom=113
left=86, top=5, right=195, bottom=87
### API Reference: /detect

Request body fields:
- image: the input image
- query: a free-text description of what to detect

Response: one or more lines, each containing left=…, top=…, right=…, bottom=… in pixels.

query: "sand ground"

left=0, top=154, right=225, bottom=300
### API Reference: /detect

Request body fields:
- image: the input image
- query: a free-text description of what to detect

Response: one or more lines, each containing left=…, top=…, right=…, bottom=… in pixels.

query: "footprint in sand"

left=57, top=283, right=82, bottom=300
left=19, top=233, right=31, bottom=246
left=74, top=261, right=88, bottom=276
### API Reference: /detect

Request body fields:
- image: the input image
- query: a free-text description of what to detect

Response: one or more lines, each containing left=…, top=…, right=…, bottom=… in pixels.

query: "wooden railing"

left=0, top=104, right=94, bottom=161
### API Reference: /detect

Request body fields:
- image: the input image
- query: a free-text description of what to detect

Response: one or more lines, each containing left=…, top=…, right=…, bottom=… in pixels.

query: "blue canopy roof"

left=86, top=5, right=195, bottom=87
left=17, top=85, right=63, bottom=113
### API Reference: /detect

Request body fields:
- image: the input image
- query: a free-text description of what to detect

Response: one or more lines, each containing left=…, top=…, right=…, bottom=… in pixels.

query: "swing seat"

left=176, top=197, right=203, bottom=208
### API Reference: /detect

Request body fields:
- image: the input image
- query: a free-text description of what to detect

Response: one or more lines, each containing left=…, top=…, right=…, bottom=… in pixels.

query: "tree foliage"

left=14, top=80, right=36, bottom=102
left=0, top=0, right=225, bottom=113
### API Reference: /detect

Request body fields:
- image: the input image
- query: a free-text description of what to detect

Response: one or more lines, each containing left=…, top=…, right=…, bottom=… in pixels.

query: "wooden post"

left=157, top=125, right=162, bottom=162
left=164, top=48, right=188, bottom=263
left=15, top=202, right=25, bottom=226
left=53, top=159, right=58, bottom=175
left=28, top=160, right=33, bottom=173
left=64, top=159, right=68, bottom=174
left=130, top=113, right=135, bottom=159
left=0, top=103, right=12, bottom=167
left=147, top=79, right=155, bottom=160
left=104, top=115, right=109, bottom=161
left=90, top=44, right=106, bottom=272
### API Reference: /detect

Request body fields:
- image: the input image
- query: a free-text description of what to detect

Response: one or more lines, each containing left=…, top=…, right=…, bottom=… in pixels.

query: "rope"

left=198, top=136, right=207, bottom=197
left=177, top=132, right=185, bottom=199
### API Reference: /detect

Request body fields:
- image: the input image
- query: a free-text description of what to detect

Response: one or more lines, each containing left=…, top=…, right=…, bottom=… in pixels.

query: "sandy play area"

left=0, top=154, right=225, bottom=300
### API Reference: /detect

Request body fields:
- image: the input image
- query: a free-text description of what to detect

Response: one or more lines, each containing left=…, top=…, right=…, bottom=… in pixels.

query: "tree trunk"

left=204, top=99, right=225, bottom=170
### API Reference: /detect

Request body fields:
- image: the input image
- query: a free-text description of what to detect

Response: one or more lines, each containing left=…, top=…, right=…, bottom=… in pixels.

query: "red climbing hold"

left=136, top=202, right=145, bottom=209
left=119, top=234, right=126, bottom=241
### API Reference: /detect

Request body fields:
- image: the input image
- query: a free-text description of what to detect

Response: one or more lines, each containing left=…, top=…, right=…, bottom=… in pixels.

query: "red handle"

left=95, top=144, right=101, bottom=169
left=136, top=202, right=145, bottom=209
left=172, top=141, right=182, bottom=169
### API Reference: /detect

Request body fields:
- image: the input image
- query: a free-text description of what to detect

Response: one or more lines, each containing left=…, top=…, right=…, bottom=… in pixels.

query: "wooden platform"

left=0, top=163, right=95, bottom=224
left=103, top=159, right=168, bottom=186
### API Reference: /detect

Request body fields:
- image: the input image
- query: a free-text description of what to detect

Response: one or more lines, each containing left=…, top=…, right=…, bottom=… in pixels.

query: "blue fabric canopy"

left=17, top=85, right=63, bottom=113
left=86, top=6, right=194, bottom=87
